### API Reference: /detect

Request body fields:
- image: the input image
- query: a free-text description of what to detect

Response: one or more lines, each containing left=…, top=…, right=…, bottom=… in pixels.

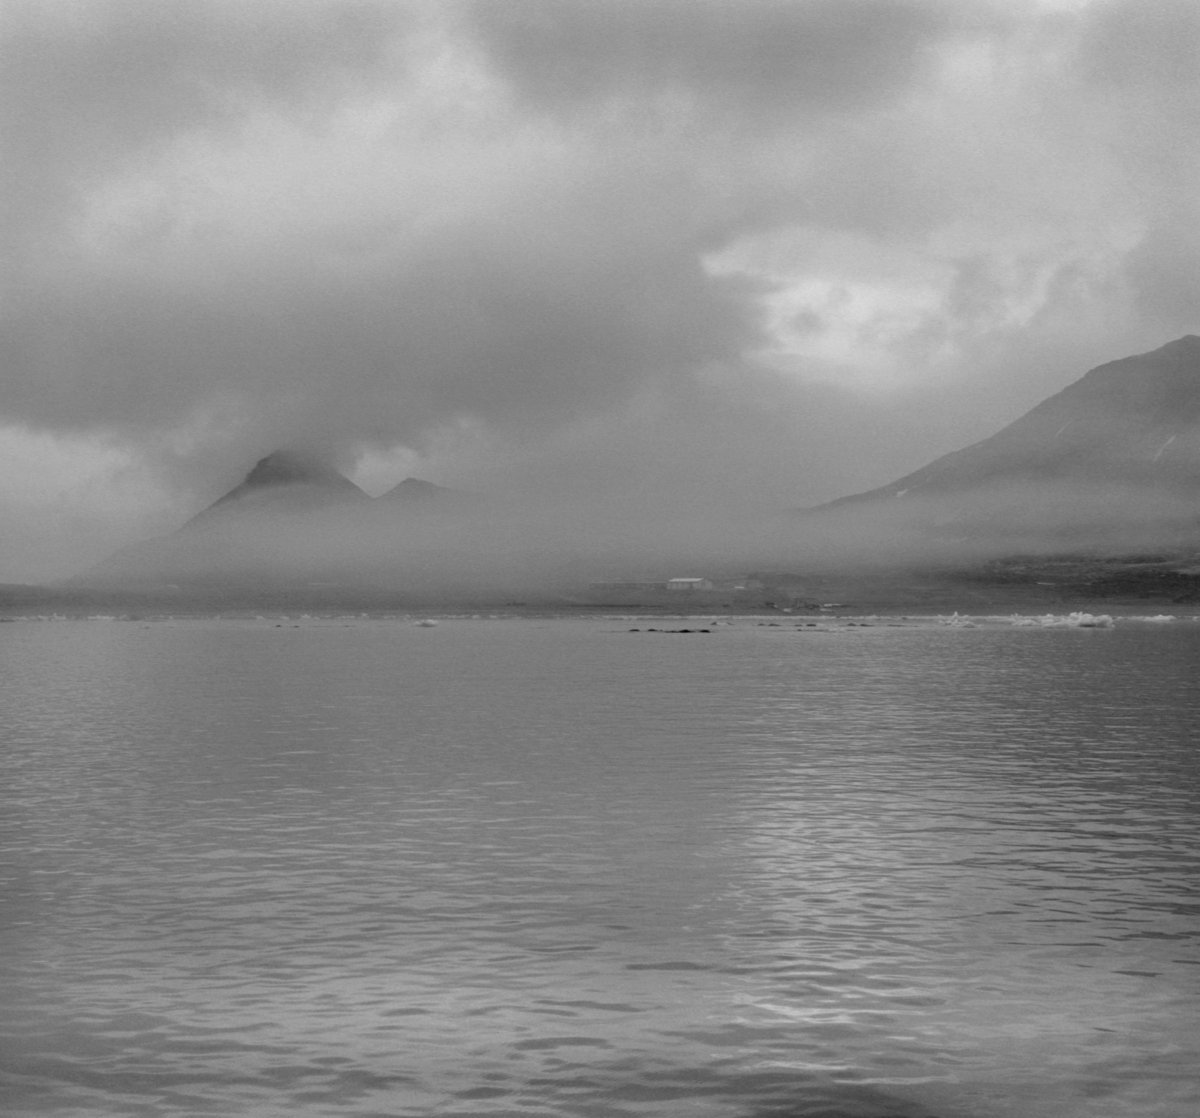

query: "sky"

left=1, top=0, right=1199, bottom=581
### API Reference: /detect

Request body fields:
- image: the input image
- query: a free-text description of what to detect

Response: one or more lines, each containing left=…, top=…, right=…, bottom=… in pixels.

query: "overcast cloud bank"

left=2, top=0, right=1199, bottom=580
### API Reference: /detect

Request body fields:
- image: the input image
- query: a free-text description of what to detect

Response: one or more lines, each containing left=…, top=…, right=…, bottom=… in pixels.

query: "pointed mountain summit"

left=383, top=477, right=453, bottom=502
left=380, top=476, right=478, bottom=512
left=73, top=450, right=369, bottom=590
left=226, top=449, right=360, bottom=493
left=191, top=450, right=366, bottom=523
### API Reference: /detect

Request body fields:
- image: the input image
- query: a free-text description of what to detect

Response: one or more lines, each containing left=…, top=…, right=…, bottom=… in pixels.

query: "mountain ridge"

left=820, top=335, right=1200, bottom=510
left=62, top=336, right=1200, bottom=596
left=68, top=452, right=465, bottom=589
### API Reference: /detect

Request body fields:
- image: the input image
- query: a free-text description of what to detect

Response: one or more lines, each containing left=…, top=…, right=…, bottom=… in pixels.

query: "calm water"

left=1, top=617, right=1198, bottom=1118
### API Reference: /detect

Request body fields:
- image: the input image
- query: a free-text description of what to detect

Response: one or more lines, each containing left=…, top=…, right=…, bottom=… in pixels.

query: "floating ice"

left=1065, top=612, right=1114, bottom=628
left=1005, top=612, right=1114, bottom=628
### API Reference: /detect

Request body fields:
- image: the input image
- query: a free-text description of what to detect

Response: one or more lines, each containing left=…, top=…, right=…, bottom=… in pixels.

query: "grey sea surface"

left=1, top=616, right=1198, bottom=1118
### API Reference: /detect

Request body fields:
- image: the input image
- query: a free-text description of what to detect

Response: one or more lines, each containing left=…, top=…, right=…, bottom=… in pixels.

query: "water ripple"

left=1, top=619, right=1198, bottom=1117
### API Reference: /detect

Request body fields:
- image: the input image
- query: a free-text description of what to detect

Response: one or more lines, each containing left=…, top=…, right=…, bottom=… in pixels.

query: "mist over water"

left=69, top=470, right=1200, bottom=602
left=2, top=617, right=1197, bottom=1117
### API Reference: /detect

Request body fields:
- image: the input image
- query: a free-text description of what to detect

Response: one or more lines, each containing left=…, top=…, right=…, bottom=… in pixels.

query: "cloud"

left=464, top=0, right=959, bottom=116
left=1075, top=0, right=1200, bottom=333
left=0, top=0, right=1198, bottom=579
left=2, top=1, right=777, bottom=483
left=0, top=426, right=176, bottom=581
left=0, top=0, right=408, bottom=241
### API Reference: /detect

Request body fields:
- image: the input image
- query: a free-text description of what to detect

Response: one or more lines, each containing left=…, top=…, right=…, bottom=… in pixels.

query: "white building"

left=666, top=577, right=714, bottom=591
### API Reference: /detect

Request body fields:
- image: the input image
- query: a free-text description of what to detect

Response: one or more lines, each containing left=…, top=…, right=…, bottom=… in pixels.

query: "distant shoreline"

left=3, top=554, right=1198, bottom=620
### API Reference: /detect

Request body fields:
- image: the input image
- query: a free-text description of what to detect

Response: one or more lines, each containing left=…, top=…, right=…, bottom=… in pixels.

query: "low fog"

left=68, top=466, right=1200, bottom=606
left=3, top=1, right=1200, bottom=582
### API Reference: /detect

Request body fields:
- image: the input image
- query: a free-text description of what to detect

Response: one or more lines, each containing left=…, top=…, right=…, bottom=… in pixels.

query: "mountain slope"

left=382, top=477, right=458, bottom=504
left=74, top=451, right=370, bottom=588
left=186, top=450, right=368, bottom=525
left=381, top=476, right=480, bottom=513
left=814, top=336, right=1200, bottom=544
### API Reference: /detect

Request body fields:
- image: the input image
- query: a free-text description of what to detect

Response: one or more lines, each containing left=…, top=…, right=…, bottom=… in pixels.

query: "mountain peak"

left=239, top=450, right=350, bottom=490
left=384, top=477, right=450, bottom=500
left=192, top=449, right=366, bottom=522
left=381, top=476, right=479, bottom=512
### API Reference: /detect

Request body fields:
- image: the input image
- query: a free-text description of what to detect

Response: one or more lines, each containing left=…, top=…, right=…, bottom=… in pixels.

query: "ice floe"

left=940, top=612, right=1115, bottom=628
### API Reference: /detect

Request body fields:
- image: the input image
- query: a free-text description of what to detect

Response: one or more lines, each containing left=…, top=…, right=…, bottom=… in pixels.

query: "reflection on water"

left=0, top=619, right=1197, bottom=1117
